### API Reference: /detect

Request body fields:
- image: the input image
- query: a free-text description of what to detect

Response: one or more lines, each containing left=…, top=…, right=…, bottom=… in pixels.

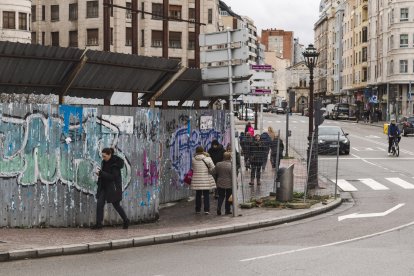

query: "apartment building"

left=30, top=0, right=221, bottom=68
left=0, top=0, right=31, bottom=43
left=369, top=0, right=414, bottom=117
left=261, top=29, right=294, bottom=62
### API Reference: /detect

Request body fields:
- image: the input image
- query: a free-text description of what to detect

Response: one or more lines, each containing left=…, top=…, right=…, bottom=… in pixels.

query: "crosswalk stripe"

left=335, top=179, right=358, bottom=192
left=358, top=178, right=389, bottom=190
left=386, top=178, right=414, bottom=189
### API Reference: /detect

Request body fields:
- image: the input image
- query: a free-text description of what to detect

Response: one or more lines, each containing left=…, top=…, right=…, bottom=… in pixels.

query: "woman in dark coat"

left=92, top=148, right=129, bottom=230
left=249, top=134, right=266, bottom=186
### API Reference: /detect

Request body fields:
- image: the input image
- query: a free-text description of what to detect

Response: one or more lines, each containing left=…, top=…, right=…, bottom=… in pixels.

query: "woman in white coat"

left=191, top=146, right=216, bottom=214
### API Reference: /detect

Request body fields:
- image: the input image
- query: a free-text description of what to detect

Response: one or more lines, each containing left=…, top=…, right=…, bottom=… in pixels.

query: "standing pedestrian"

left=226, top=143, right=240, bottom=175
left=245, top=122, right=254, bottom=137
left=260, top=131, right=271, bottom=171
left=240, top=132, right=252, bottom=170
left=92, top=148, right=129, bottom=230
left=208, top=139, right=225, bottom=199
left=215, top=152, right=233, bottom=215
left=355, top=109, right=360, bottom=123
left=191, top=146, right=216, bottom=214
left=270, top=133, right=284, bottom=170
left=249, top=134, right=266, bottom=186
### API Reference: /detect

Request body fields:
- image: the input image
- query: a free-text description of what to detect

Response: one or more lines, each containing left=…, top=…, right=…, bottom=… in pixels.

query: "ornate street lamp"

left=303, top=44, right=319, bottom=188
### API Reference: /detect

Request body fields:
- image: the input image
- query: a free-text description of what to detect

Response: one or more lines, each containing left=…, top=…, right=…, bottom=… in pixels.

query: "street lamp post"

left=303, top=44, right=319, bottom=188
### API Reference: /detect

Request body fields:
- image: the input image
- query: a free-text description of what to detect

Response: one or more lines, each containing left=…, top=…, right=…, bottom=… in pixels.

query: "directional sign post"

left=200, top=28, right=251, bottom=217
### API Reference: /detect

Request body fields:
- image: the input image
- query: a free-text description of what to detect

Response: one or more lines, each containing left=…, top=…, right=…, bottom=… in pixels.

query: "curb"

left=0, top=198, right=342, bottom=262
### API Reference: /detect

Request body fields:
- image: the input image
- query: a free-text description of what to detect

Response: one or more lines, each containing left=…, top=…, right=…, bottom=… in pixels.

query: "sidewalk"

left=0, top=153, right=341, bottom=262
left=0, top=117, right=340, bottom=262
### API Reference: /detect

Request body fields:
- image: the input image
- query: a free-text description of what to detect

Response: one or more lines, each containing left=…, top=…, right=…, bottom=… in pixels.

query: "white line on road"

left=338, top=203, right=405, bottom=221
left=334, top=179, right=358, bottom=192
left=386, top=178, right=414, bottom=189
left=240, top=219, right=414, bottom=262
left=358, top=178, right=389, bottom=190
left=319, top=157, right=414, bottom=160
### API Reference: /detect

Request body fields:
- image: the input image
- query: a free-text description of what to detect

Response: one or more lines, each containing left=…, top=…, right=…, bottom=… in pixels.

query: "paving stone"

left=37, top=247, right=63, bottom=258
left=8, top=249, right=37, bottom=260
left=88, top=241, right=111, bottom=252
left=111, top=239, right=133, bottom=249
left=62, top=244, right=88, bottom=255
left=133, top=236, right=155, bottom=247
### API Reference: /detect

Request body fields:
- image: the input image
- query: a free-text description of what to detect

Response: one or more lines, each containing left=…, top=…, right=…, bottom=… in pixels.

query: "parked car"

left=332, top=103, right=350, bottom=120
left=399, top=116, right=414, bottom=136
left=275, top=107, right=286, bottom=114
left=238, top=108, right=254, bottom=120
left=318, top=125, right=350, bottom=155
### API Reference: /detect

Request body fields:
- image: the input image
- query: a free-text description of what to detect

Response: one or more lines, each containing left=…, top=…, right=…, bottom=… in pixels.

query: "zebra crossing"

left=334, top=177, right=414, bottom=192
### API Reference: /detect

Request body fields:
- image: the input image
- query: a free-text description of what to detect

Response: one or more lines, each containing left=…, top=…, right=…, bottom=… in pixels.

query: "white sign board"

left=200, top=46, right=249, bottom=63
left=203, top=81, right=250, bottom=97
left=242, top=95, right=272, bottom=104
left=200, top=115, right=213, bottom=130
left=202, top=63, right=250, bottom=81
left=199, top=29, right=249, bottom=47
left=102, top=115, right=134, bottom=134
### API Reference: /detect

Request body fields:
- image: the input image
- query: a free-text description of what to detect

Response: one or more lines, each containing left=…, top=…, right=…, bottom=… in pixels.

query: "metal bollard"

left=276, top=164, right=294, bottom=202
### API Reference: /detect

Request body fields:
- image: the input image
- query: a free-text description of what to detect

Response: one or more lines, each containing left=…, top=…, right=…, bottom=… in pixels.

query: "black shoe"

left=123, top=219, right=130, bottom=229
left=217, top=210, right=222, bottom=216
left=225, top=211, right=232, bottom=215
left=91, top=224, right=103, bottom=230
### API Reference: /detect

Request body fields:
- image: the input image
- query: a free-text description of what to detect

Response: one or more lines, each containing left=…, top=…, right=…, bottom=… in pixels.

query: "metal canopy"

left=0, top=41, right=182, bottom=100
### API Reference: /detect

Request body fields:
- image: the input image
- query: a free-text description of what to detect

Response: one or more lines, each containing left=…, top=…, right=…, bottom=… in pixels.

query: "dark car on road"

left=271, top=107, right=286, bottom=114
left=400, top=116, right=414, bottom=136
left=318, top=125, right=350, bottom=155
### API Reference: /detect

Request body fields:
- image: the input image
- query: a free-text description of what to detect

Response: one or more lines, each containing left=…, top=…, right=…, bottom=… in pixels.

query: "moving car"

left=318, top=125, right=350, bottom=155
left=400, top=116, right=414, bottom=136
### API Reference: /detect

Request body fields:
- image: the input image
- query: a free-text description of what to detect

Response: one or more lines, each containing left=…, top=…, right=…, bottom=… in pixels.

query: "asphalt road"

left=2, top=114, right=414, bottom=275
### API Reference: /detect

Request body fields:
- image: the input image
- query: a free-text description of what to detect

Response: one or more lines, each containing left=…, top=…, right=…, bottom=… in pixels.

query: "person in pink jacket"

left=245, top=122, right=254, bottom=137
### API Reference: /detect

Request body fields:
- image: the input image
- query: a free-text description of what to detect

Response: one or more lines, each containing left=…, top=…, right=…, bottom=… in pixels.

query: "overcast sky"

left=221, top=0, right=322, bottom=46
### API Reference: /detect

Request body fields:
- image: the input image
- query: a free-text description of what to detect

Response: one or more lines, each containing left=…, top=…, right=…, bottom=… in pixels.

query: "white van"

left=325, top=104, right=335, bottom=119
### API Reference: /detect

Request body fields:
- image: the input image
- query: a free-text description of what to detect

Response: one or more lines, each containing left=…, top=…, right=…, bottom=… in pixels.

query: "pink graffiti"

left=136, top=150, right=159, bottom=186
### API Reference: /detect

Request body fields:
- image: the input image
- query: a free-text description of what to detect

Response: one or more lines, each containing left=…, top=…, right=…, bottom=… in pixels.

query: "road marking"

left=240, top=219, right=414, bottom=262
left=386, top=178, right=414, bottom=189
left=338, top=203, right=404, bottom=221
left=366, top=135, right=381, bottom=139
left=351, top=134, right=414, bottom=156
left=335, top=179, right=358, bottom=192
left=358, top=178, right=389, bottom=190
left=319, top=157, right=414, bottom=160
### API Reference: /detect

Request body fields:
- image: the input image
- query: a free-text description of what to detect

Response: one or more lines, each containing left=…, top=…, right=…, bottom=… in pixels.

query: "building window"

left=188, top=32, right=195, bottom=50
left=169, top=32, right=181, bottom=48
left=42, top=5, right=46, bottom=21
left=126, top=2, right=132, bottom=19
left=126, top=27, right=132, bottom=46
left=390, top=35, right=394, bottom=49
left=18, top=13, right=27, bottom=30
left=87, top=29, right=99, bottom=45
left=152, top=3, right=163, bottom=20
left=51, top=32, right=59, bottom=46
left=31, top=6, right=36, bottom=22
left=42, top=32, right=45, bottom=44
left=362, top=27, right=368, bottom=43
left=400, top=34, right=408, bottom=48
left=31, top=32, right=37, bottom=44
left=169, top=5, right=182, bottom=20
left=69, top=3, right=78, bottom=20
left=362, top=47, right=368, bottom=62
left=141, top=29, right=145, bottom=47
left=141, top=2, right=145, bottom=19
left=51, top=5, right=59, bottom=21
left=400, top=8, right=409, bottom=22
left=151, top=30, right=162, bottom=47
left=69, top=31, right=78, bottom=47
left=87, top=1, right=99, bottom=18
left=208, top=9, right=212, bottom=24
left=400, top=60, right=408, bottom=73
left=3, top=11, right=15, bottom=29
left=189, top=8, right=195, bottom=21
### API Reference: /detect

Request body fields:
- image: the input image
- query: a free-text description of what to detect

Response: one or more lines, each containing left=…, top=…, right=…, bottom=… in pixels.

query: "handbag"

left=228, top=194, right=233, bottom=203
left=184, top=169, right=193, bottom=185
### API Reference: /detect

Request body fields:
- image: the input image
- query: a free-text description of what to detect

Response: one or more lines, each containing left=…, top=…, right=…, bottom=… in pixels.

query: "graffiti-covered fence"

left=0, top=104, right=229, bottom=227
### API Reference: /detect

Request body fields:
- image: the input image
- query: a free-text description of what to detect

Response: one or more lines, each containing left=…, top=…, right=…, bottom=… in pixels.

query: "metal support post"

left=227, top=29, right=238, bottom=217
left=334, top=132, right=340, bottom=199
left=285, top=104, right=289, bottom=158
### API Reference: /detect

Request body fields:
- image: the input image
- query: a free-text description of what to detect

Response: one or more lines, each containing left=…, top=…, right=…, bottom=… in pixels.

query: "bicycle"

left=390, top=136, right=400, bottom=157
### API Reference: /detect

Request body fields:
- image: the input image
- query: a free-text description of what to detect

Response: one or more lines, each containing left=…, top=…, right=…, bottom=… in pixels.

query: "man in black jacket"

left=208, top=140, right=225, bottom=165
left=249, top=134, right=266, bottom=186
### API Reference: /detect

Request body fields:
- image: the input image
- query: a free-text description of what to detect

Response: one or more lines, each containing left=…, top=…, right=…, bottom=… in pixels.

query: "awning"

left=0, top=41, right=186, bottom=100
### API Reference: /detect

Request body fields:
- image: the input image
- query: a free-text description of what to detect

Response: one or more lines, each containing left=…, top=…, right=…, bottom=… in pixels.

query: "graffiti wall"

left=0, top=104, right=229, bottom=227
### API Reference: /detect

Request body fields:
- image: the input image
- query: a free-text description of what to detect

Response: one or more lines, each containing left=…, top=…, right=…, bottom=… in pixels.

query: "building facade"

left=0, top=0, right=31, bottom=43
left=261, top=28, right=294, bottom=63
left=31, top=0, right=221, bottom=68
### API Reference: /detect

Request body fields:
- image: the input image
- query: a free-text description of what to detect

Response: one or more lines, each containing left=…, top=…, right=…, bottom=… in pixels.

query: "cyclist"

left=387, top=118, right=401, bottom=156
